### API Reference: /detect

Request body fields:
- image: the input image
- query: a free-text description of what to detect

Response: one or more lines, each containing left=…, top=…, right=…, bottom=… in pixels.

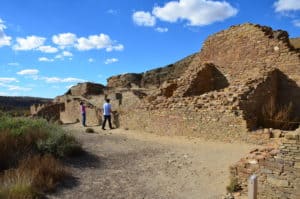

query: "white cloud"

left=0, top=77, right=18, bottom=83
left=7, top=85, right=31, bottom=91
left=88, top=58, right=94, bottom=63
left=75, top=34, right=123, bottom=51
left=17, top=69, right=39, bottom=75
left=155, top=27, right=168, bottom=32
left=0, top=18, right=12, bottom=47
left=274, top=0, right=300, bottom=12
left=54, top=51, right=73, bottom=60
left=43, top=77, right=85, bottom=83
left=13, top=36, right=46, bottom=51
left=152, top=0, right=238, bottom=26
left=106, top=44, right=124, bottom=52
left=66, top=85, right=74, bottom=89
left=293, top=19, right=300, bottom=27
left=107, top=9, right=119, bottom=15
left=0, top=92, right=9, bottom=96
left=62, top=51, right=73, bottom=57
left=104, top=58, right=118, bottom=64
left=132, top=11, right=156, bottom=26
left=51, top=32, right=123, bottom=52
left=8, top=62, right=19, bottom=66
left=38, top=45, right=58, bottom=53
left=52, top=33, right=77, bottom=48
left=38, top=57, right=54, bottom=62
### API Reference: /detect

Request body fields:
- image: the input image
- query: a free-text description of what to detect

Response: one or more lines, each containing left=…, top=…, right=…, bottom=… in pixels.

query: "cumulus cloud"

left=52, top=33, right=77, bottom=48
left=0, top=77, right=18, bottom=83
left=17, top=69, right=39, bottom=75
left=13, top=36, right=46, bottom=51
left=75, top=33, right=123, bottom=51
left=155, top=27, right=168, bottom=32
left=38, top=57, right=54, bottom=62
left=38, top=45, right=58, bottom=53
left=132, top=11, right=156, bottom=26
left=0, top=18, right=12, bottom=47
left=104, top=58, right=118, bottom=64
left=152, top=0, right=238, bottom=26
left=274, top=0, right=300, bottom=12
left=43, top=77, right=85, bottom=83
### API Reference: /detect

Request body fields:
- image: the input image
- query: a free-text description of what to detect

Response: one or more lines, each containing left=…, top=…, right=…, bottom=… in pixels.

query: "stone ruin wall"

left=107, top=53, right=197, bottom=89
left=230, top=129, right=300, bottom=199
left=196, top=24, right=300, bottom=125
left=59, top=97, right=102, bottom=126
left=66, top=82, right=105, bottom=96
left=120, top=24, right=300, bottom=140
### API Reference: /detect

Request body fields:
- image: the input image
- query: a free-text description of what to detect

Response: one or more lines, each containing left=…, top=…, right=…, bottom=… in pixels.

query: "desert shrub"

left=0, top=115, right=82, bottom=171
left=0, top=115, right=81, bottom=198
left=85, top=128, right=95, bottom=133
left=262, top=97, right=298, bottom=130
left=0, top=168, right=39, bottom=199
left=0, top=115, right=52, bottom=136
left=226, top=177, right=242, bottom=193
left=19, top=155, right=68, bottom=192
left=0, top=155, right=67, bottom=198
left=37, top=133, right=82, bottom=157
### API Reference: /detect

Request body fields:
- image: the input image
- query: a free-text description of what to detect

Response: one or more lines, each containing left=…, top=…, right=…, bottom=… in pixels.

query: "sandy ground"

left=48, top=123, right=256, bottom=199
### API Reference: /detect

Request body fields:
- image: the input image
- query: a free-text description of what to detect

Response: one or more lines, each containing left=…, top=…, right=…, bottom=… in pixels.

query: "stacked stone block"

left=230, top=130, right=300, bottom=199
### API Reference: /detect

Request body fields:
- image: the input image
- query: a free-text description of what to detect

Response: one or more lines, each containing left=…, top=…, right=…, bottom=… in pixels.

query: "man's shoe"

left=102, top=128, right=106, bottom=130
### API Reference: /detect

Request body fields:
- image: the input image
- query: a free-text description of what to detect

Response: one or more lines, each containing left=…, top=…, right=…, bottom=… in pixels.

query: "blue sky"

left=0, top=0, right=300, bottom=98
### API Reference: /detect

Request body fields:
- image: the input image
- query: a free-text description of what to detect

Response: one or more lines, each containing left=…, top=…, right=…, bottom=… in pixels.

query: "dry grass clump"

left=262, top=97, right=298, bottom=130
left=0, top=155, right=67, bottom=198
left=0, top=114, right=82, bottom=198
left=226, top=177, right=242, bottom=193
left=85, top=128, right=95, bottom=133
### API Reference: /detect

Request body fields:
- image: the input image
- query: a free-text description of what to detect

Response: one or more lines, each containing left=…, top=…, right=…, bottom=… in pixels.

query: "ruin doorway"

left=183, top=63, right=229, bottom=97
left=240, top=69, right=300, bottom=131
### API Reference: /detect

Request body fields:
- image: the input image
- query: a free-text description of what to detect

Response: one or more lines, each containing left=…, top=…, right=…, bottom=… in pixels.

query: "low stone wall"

left=120, top=108, right=248, bottom=142
left=60, top=99, right=101, bottom=126
left=34, top=103, right=64, bottom=122
left=230, top=130, right=300, bottom=199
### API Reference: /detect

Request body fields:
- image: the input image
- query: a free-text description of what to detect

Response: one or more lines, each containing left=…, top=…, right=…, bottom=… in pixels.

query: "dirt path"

left=48, top=123, right=256, bottom=199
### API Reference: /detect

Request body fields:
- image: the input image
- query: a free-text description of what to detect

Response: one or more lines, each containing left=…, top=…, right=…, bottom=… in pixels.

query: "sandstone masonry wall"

left=230, top=130, right=300, bottom=199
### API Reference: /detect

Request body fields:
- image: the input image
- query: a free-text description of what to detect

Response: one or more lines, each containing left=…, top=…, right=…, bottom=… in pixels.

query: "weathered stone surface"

left=66, top=82, right=105, bottom=96
left=267, top=176, right=289, bottom=187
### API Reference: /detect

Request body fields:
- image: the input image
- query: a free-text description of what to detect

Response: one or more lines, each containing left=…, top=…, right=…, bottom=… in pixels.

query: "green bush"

left=85, top=128, right=95, bottom=133
left=37, top=133, right=82, bottom=157
left=0, top=115, right=82, bottom=165
left=0, top=115, right=81, bottom=198
left=226, top=177, right=242, bottom=193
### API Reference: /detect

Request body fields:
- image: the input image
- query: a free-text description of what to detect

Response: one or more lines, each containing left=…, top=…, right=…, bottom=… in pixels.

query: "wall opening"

left=241, top=69, right=300, bottom=131
left=183, top=63, right=229, bottom=97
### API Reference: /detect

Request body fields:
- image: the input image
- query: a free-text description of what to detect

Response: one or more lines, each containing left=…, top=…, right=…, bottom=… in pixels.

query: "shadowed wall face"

left=240, top=69, right=300, bottom=130
left=183, top=64, right=229, bottom=97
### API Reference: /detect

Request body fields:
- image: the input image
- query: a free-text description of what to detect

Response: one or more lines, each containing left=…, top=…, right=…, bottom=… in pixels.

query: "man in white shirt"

left=102, top=98, right=113, bottom=130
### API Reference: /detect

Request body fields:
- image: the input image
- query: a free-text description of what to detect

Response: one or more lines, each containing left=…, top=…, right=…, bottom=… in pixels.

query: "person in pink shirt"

left=80, top=101, right=86, bottom=127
